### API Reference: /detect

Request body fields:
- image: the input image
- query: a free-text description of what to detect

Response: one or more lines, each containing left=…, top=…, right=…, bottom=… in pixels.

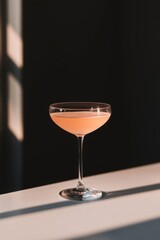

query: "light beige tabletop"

left=0, top=163, right=160, bottom=240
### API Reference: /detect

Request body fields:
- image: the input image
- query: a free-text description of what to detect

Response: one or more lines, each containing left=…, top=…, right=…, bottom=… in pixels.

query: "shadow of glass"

left=0, top=200, right=81, bottom=219
left=70, top=217, right=160, bottom=240
left=0, top=183, right=159, bottom=219
left=101, top=182, right=160, bottom=200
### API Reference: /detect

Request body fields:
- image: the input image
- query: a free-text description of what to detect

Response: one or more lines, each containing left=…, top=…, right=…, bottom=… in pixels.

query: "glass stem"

left=76, top=136, right=86, bottom=190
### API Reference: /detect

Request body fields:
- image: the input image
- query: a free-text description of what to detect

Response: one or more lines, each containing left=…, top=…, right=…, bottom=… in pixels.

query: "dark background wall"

left=1, top=0, right=160, bottom=193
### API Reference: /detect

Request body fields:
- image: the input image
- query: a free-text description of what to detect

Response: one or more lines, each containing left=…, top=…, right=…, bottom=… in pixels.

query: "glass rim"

left=49, top=101, right=111, bottom=111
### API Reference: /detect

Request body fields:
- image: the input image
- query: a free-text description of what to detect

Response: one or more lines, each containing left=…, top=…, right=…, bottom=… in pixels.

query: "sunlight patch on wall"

left=6, top=0, right=23, bottom=68
left=6, top=24, right=23, bottom=68
left=6, top=0, right=23, bottom=141
left=7, top=73, right=23, bottom=141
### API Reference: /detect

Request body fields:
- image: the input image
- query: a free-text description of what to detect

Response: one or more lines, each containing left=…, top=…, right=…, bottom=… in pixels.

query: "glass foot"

left=59, top=187, right=103, bottom=201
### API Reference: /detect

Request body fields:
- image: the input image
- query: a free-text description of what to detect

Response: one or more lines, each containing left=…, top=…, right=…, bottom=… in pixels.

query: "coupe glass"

left=49, top=102, right=111, bottom=201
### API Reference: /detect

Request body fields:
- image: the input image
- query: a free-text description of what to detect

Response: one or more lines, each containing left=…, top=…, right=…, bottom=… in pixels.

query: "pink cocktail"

left=49, top=102, right=111, bottom=201
left=50, top=111, right=111, bottom=136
